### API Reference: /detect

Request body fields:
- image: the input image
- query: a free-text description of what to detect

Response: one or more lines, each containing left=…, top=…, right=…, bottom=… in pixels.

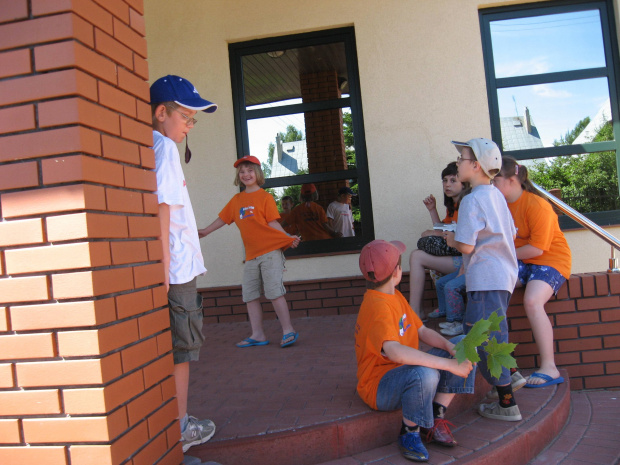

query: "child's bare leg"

left=244, top=299, right=267, bottom=342
left=433, top=392, right=455, bottom=408
left=174, top=362, right=190, bottom=419
left=409, top=250, right=458, bottom=319
left=522, top=281, right=560, bottom=384
left=271, top=295, right=295, bottom=335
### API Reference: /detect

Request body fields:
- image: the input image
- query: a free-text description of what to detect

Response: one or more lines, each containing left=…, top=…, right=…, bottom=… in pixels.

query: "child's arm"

left=423, top=194, right=442, bottom=225
left=516, top=244, right=543, bottom=260
left=267, top=220, right=301, bottom=248
left=198, top=217, right=226, bottom=238
left=322, top=221, right=342, bottom=238
left=383, top=340, right=472, bottom=378
left=158, top=203, right=171, bottom=292
left=443, top=231, right=474, bottom=254
left=418, top=326, right=455, bottom=354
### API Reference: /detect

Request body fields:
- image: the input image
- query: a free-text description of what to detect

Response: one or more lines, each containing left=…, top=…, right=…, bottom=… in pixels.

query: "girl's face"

left=491, top=173, right=518, bottom=199
left=238, top=164, right=258, bottom=187
left=442, top=174, right=463, bottom=199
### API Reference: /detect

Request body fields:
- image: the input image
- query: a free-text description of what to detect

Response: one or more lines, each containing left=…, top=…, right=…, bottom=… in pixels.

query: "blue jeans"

left=436, top=271, right=466, bottom=322
left=375, top=335, right=476, bottom=428
left=464, top=290, right=511, bottom=386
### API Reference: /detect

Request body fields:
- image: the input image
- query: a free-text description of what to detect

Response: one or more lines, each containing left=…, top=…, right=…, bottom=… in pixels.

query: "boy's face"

left=282, top=199, right=293, bottom=212
left=456, top=147, right=476, bottom=183
left=338, top=193, right=352, bottom=204
left=155, top=104, right=197, bottom=144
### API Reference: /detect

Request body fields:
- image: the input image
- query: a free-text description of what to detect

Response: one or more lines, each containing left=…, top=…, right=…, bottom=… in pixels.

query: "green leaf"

left=454, top=338, right=480, bottom=364
left=486, top=311, right=505, bottom=333
left=485, top=336, right=518, bottom=380
left=454, top=319, right=490, bottom=364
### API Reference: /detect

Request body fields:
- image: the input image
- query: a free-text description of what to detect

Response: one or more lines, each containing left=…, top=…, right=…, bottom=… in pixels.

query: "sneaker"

left=478, top=402, right=522, bottom=421
left=181, top=416, right=216, bottom=452
left=420, top=418, right=457, bottom=447
left=487, top=371, right=527, bottom=400
left=438, top=321, right=454, bottom=329
left=427, top=308, right=446, bottom=319
left=398, top=431, right=429, bottom=462
left=439, top=321, right=463, bottom=336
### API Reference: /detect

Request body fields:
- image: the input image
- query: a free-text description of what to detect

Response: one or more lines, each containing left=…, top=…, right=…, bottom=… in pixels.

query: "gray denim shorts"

left=242, top=249, right=286, bottom=302
left=168, top=278, right=205, bottom=364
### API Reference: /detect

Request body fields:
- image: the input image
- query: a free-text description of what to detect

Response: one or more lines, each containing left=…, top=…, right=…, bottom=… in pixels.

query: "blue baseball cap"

left=150, top=75, right=217, bottom=113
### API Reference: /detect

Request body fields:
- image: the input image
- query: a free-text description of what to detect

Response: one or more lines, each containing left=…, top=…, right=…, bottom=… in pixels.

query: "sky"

left=490, top=9, right=612, bottom=146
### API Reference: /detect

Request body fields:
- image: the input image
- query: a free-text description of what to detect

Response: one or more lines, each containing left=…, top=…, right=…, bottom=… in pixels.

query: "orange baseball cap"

left=234, top=155, right=261, bottom=168
left=359, top=240, right=406, bottom=282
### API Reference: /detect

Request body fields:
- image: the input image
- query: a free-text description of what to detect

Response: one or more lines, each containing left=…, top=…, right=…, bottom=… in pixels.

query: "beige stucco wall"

left=145, top=0, right=620, bottom=288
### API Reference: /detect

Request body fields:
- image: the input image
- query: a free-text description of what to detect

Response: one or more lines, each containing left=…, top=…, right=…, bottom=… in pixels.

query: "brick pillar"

left=301, top=70, right=347, bottom=209
left=0, top=2, right=182, bottom=465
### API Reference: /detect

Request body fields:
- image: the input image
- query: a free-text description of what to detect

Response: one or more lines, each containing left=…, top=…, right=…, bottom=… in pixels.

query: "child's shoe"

left=439, top=321, right=463, bottom=336
left=487, top=371, right=527, bottom=400
left=420, top=418, right=457, bottom=447
left=438, top=321, right=453, bottom=329
left=427, top=308, right=445, bottom=319
left=398, top=430, right=429, bottom=462
left=478, top=402, right=522, bottom=421
left=182, top=416, right=216, bottom=452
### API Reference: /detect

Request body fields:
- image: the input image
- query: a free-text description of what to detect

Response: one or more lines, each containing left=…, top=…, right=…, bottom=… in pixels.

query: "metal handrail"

left=531, top=181, right=620, bottom=273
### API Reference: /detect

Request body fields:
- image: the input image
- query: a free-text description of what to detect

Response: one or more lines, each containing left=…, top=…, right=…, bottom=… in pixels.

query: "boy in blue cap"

left=150, top=75, right=217, bottom=452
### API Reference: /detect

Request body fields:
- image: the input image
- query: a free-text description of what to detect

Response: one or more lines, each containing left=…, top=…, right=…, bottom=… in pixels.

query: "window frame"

left=228, top=27, right=375, bottom=256
left=479, top=0, right=620, bottom=229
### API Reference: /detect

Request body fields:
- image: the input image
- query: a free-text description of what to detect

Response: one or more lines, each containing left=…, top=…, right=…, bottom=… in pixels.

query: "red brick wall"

left=0, top=1, right=182, bottom=464
left=200, top=271, right=620, bottom=390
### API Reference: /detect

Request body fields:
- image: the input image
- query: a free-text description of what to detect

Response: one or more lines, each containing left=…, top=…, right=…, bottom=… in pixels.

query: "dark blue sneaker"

left=398, top=431, right=429, bottom=462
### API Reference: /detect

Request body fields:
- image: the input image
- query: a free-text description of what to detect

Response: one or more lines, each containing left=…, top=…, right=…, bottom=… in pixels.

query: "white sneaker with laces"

left=439, top=321, right=464, bottom=336
left=181, top=416, right=216, bottom=452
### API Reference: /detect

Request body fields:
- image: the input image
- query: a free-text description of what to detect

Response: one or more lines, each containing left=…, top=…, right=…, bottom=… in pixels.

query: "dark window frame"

left=229, top=27, right=374, bottom=256
left=479, top=0, right=620, bottom=229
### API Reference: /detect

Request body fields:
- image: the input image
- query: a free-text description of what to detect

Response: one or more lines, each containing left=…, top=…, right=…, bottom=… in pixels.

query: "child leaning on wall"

left=150, top=75, right=218, bottom=452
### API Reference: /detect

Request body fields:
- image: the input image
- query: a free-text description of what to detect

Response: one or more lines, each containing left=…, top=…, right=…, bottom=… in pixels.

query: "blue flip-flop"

left=280, top=332, right=298, bottom=348
left=236, top=337, right=269, bottom=348
left=524, top=372, right=564, bottom=388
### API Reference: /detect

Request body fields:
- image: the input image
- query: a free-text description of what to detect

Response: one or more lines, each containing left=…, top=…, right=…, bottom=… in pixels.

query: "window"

left=480, top=0, right=620, bottom=226
left=229, top=27, right=374, bottom=256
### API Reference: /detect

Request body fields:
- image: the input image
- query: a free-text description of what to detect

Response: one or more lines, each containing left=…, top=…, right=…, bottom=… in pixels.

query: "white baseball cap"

left=451, top=138, right=502, bottom=179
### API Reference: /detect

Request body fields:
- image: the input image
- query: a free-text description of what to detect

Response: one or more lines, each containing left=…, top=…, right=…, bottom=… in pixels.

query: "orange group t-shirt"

left=442, top=209, right=458, bottom=224
left=354, top=289, right=424, bottom=409
left=287, top=202, right=332, bottom=241
left=508, top=191, right=572, bottom=279
left=219, top=189, right=294, bottom=261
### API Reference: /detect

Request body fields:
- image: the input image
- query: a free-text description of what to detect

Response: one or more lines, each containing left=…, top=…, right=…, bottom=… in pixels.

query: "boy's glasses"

left=166, top=105, right=198, bottom=126
left=456, top=155, right=474, bottom=164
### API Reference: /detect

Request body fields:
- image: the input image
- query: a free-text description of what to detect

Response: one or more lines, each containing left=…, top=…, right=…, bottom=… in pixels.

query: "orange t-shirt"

left=442, top=209, right=458, bottom=224
left=288, top=202, right=331, bottom=241
left=219, top=189, right=294, bottom=261
left=278, top=211, right=298, bottom=235
left=508, top=191, right=572, bottom=279
left=354, top=289, right=424, bottom=409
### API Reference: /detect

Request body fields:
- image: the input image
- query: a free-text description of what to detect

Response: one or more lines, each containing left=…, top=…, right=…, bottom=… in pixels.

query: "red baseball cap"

left=359, top=240, right=406, bottom=282
left=234, top=155, right=261, bottom=168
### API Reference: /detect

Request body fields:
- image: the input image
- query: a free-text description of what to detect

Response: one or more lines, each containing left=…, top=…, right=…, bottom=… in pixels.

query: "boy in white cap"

left=355, top=240, right=475, bottom=462
left=444, top=138, right=521, bottom=421
left=150, top=75, right=217, bottom=451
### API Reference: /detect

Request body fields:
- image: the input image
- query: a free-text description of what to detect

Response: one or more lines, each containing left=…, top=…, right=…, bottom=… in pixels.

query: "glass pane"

left=242, top=41, right=348, bottom=108
left=497, top=78, right=613, bottom=149
left=490, top=10, right=606, bottom=78
left=248, top=108, right=354, bottom=179
left=527, top=151, right=618, bottom=213
left=265, top=179, right=362, bottom=241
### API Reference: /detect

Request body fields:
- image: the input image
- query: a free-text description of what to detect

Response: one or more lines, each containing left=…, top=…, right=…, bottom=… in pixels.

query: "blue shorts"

left=517, top=261, right=566, bottom=295
left=375, top=335, right=476, bottom=428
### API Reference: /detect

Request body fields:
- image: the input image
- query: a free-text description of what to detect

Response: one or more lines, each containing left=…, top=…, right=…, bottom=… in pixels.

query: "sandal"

left=281, top=332, right=298, bottom=348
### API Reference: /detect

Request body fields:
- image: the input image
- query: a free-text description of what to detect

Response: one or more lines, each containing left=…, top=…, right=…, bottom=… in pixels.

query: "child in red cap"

left=283, top=183, right=340, bottom=241
left=200, top=156, right=301, bottom=348
left=355, top=240, right=475, bottom=462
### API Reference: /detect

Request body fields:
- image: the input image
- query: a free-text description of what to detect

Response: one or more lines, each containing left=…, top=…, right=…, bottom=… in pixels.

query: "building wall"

left=0, top=1, right=181, bottom=464
left=144, top=0, right=620, bottom=289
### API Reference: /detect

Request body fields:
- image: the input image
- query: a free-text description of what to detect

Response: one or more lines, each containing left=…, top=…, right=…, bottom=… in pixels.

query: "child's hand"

left=422, top=194, right=437, bottom=211
left=450, top=358, right=474, bottom=378
left=198, top=228, right=207, bottom=238
left=290, top=235, right=301, bottom=248
left=443, top=231, right=456, bottom=247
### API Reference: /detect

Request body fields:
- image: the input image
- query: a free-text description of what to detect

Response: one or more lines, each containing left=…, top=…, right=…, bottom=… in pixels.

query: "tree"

left=529, top=120, right=618, bottom=212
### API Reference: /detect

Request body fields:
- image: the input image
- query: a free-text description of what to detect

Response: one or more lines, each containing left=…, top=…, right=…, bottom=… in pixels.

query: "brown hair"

left=499, top=156, right=543, bottom=198
left=151, top=101, right=178, bottom=126
left=234, top=161, right=265, bottom=187
left=366, top=256, right=402, bottom=289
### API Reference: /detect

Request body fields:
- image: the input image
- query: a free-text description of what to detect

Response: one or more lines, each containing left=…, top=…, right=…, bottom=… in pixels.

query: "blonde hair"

left=234, top=161, right=265, bottom=187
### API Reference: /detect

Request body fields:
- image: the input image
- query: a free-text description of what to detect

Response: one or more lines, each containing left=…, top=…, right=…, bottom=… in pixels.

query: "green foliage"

left=529, top=120, right=618, bottom=212
left=553, top=117, right=590, bottom=146
left=454, top=311, right=518, bottom=380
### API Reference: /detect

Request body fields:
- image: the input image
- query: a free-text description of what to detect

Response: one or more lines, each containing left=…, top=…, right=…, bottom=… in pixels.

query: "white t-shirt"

left=153, top=130, right=206, bottom=284
left=326, top=201, right=355, bottom=237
